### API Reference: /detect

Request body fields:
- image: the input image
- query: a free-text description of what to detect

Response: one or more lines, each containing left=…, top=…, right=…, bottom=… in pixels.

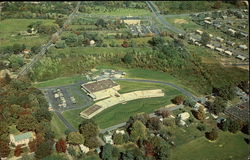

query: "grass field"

left=62, top=108, right=84, bottom=129
left=171, top=131, right=249, bottom=160
left=62, top=81, right=182, bottom=129
left=164, top=15, right=201, bottom=32
left=0, top=19, right=54, bottom=49
left=33, top=74, right=86, bottom=88
left=87, top=7, right=151, bottom=16
left=51, top=112, right=67, bottom=139
left=49, top=46, right=153, bottom=56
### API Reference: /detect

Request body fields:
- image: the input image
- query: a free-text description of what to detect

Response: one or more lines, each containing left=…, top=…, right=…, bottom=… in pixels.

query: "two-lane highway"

left=17, top=1, right=81, bottom=78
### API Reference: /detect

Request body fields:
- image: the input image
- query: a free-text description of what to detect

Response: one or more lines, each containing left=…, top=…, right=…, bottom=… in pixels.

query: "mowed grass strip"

left=33, top=75, right=86, bottom=88
left=171, top=131, right=249, bottom=160
left=51, top=112, right=67, bottom=139
left=62, top=108, right=85, bottom=129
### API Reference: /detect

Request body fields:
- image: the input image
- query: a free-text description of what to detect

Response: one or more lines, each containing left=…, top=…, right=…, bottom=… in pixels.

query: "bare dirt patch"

left=174, top=19, right=188, bottom=24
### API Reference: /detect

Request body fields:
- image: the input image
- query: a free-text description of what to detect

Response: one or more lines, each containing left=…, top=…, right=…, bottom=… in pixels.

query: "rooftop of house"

left=13, top=132, right=33, bottom=142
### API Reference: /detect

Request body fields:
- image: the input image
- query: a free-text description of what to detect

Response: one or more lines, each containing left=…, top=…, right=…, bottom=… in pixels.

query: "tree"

left=95, top=19, right=107, bottom=28
left=213, top=1, right=222, bottom=9
left=14, top=145, right=23, bottom=157
left=55, top=40, right=66, bottom=48
left=55, top=18, right=64, bottom=28
left=34, top=108, right=52, bottom=122
left=205, top=128, right=218, bottom=141
left=155, top=140, right=170, bottom=160
left=130, top=120, right=148, bottom=142
left=0, top=141, right=10, bottom=158
left=35, top=140, right=53, bottom=159
left=56, top=139, right=67, bottom=153
left=79, top=120, right=99, bottom=139
left=194, top=106, right=206, bottom=120
left=208, top=97, right=226, bottom=115
left=67, top=132, right=85, bottom=145
left=148, top=36, right=165, bottom=47
left=158, top=110, right=171, bottom=118
left=122, top=53, right=133, bottom=64
left=197, top=124, right=206, bottom=131
left=0, top=121, right=9, bottom=142
left=121, top=40, right=129, bottom=48
left=171, top=95, right=184, bottom=105
left=147, top=117, right=161, bottom=131
left=200, top=32, right=211, bottom=45
left=28, top=139, right=37, bottom=152
left=31, top=46, right=40, bottom=54
left=101, top=144, right=115, bottom=160
left=184, top=98, right=196, bottom=107
left=84, top=137, right=100, bottom=149
left=113, top=133, right=124, bottom=145
left=228, top=119, right=242, bottom=133
left=17, top=114, right=38, bottom=131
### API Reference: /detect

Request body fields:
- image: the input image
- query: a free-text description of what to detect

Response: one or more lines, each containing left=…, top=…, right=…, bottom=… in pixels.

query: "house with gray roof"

left=10, top=132, right=35, bottom=147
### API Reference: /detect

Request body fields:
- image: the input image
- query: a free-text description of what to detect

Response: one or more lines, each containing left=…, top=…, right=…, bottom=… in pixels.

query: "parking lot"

left=128, top=24, right=161, bottom=35
left=42, top=84, right=93, bottom=112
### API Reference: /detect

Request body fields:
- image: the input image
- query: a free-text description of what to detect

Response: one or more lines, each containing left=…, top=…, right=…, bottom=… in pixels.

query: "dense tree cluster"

left=0, top=75, right=54, bottom=158
left=79, top=120, right=101, bottom=149
left=1, top=2, right=76, bottom=20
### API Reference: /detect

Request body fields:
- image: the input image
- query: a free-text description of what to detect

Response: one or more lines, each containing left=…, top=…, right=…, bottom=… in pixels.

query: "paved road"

left=17, top=1, right=81, bottom=77
left=146, top=1, right=185, bottom=34
left=54, top=111, right=77, bottom=132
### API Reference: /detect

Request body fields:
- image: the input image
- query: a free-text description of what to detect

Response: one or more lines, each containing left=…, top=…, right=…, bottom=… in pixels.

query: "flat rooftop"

left=82, top=79, right=119, bottom=93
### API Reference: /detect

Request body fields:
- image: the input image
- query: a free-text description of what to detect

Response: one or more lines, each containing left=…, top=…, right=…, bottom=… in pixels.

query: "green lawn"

left=0, top=19, right=53, bottom=49
left=62, top=108, right=85, bottom=129
left=96, top=66, right=200, bottom=96
left=171, top=131, right=249, bottom=160
left=62, top=81, right=181, bottom=129
left=88, top=7, right=151, bottom=16
left=92, top=83, right=181, bottom=128
left=164, top=15, right=201, bottom=32
left=51, top=112, right=67, bottom=139
left=33, top=74, right=86, bottom=88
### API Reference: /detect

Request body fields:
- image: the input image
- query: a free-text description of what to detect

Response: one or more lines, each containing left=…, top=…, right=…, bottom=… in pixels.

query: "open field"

left=85, top=7, right=151, bottom=16
left=51, top=112, right=67, bottom=139
left=49, top=46, right=153, bottom=56
left=33, top=74, right=86, bottom=88
left=0, top=19, right=54, bottom=49
left=171, top=131, right=249, bottom=160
